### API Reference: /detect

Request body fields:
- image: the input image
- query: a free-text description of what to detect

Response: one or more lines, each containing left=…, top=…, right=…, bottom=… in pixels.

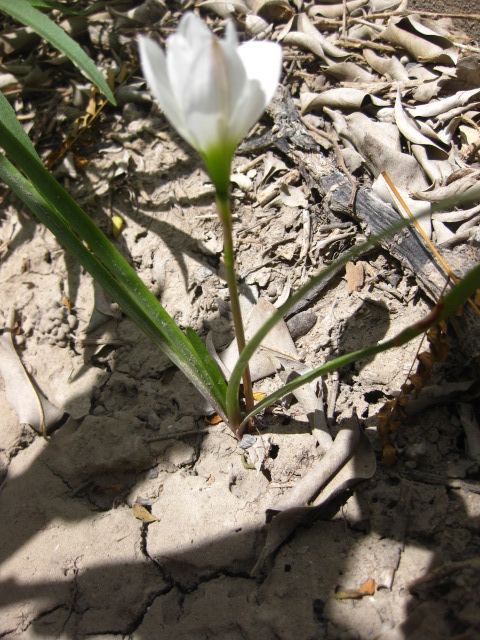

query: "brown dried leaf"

left=363, top=48, right=409, bottom=82
left=247, top=0, right=294, bottom=20
left=283, top=32, right=327, bottom=61
left=324, top=62, right=374, bottom=83
left=407, top=88, right=480, bottom=119
left=245, top=14, right=271, bottom=36
left=380, top=16, right=458, bottom=65
left=345, top=261, right=364, bottom=294
left=0, top=314, right=65, bottom=435
left=301, top=88, right=389, bottom=114
left=394, top=89, right=450, bottom=158
left=297, top=12, right=348, bottom=58
left=132, top=502, right=158, bottom=523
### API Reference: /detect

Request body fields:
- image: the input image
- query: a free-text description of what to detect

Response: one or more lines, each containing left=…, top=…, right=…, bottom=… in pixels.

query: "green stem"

left=216, top=194, right=254, bottom=435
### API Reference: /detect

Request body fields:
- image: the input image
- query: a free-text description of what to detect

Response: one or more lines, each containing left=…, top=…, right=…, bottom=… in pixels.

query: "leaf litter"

left=0, top=1, right=479, bottom=638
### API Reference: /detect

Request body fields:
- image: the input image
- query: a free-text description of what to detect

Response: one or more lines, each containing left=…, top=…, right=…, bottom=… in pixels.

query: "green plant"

left=0, top=13, right=479, bottom=438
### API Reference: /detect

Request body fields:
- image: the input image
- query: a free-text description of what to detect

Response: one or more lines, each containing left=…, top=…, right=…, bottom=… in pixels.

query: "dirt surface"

left=1, top=1, right=480, bottom=639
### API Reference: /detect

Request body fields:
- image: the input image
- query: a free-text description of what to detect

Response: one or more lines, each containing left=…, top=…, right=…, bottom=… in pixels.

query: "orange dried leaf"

left=359, top=578, right=375, bottom=595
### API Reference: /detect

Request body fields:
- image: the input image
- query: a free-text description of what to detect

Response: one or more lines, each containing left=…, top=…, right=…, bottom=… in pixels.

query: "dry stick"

left=362, top=10, right=480, bottom=21
left=381, top=171, right=480, bottom=317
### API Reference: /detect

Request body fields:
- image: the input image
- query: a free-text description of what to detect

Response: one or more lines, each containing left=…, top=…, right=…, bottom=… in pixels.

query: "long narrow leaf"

left=238, top=262, right=480, bottom=428
left=0, top=125, right=227, bottom=418
left=0, top=0, right=116, bottom=105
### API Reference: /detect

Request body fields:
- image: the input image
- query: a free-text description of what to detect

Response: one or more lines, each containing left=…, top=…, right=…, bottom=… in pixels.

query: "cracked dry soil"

left=1, top=4, right=480, bottom=640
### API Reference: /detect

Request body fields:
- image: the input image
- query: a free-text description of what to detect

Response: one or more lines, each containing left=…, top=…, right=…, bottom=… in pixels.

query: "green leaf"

left=0, top=120, right=228, bottom=420
left=0, top=0, right=116, bottom=105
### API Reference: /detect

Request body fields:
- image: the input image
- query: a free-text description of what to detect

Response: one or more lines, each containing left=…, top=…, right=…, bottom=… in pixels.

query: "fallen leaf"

left=0, top=312, right=65, bottom=435
left=301, top=88, right=389, bottom=114
left=324, top=62, right=374, bottom=83
left=345, top=261, right=364, bottom=294
left=380, top=16, right=458, bottom=65
left=132, top=502, right=158, bottom=523
left=363, top=48, right=409, bottom=81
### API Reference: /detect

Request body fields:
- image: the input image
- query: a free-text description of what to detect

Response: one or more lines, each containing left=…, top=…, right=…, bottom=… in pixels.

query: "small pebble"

left=267, top=283, right=277, bottom=298
left=286, top=310, right=317, bottom=340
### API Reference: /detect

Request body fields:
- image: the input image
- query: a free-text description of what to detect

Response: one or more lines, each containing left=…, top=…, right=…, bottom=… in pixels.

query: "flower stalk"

left=216, top=194, right=254, bottom=434
left=139, top=12, right=282, bottom=435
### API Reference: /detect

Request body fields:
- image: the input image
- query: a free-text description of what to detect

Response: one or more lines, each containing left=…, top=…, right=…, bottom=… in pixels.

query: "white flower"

left=139, top=13, right=282, bottom=194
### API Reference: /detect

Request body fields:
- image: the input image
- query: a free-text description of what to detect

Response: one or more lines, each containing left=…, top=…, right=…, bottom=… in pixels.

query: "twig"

left=144, top=428, right=211, bottom=442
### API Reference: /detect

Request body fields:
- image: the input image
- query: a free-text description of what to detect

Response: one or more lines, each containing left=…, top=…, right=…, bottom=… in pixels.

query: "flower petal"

left=177, top=12, right=212, bottom=45
left=138, top=36, right=195, bottom=147
left=183, top=39, right=247, bottom=150
left=224, top=19, right=239, bottom=48
left=237, top=41, right=283, bottom=107
left=229, top=78, right=267, bottom=142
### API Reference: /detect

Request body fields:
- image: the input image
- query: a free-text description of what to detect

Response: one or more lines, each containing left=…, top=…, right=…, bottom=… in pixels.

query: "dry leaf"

left=0, top=313, right=65, bottom=434
left=245, top=14, right=271, bottom=36
left=247, top=435, right=272, bottom=473
left=296, top=12, right=348, bottom=58
left=132, top=502, right=158, bottom=523
left=394, top=89, right=450, bottom=159
left=301, top=88, right=389, bottom=114
left=341, top=112, right=429, bottom=196
left=324, top=62, right=374, bottom=83
left=407, top=88, right=480, bottom=119
left=363, top=49, right=409, bottom=82
left=345, top=261, right=364, bottom=294
left=456, top=55, right=480, bottom=88
left=335, top=577, right=375, bottom=599
left=247, top=0, right=294, bottom=20
left=282, top=32, right=327, bottom=61
left=413, top=170, right=480, bottom=202
left=380, top=16, right=458, bottom=65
